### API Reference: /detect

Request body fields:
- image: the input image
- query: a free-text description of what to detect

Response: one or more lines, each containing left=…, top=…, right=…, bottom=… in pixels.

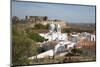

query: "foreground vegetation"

left=12, top=24, right=46, bottom=65
left=29, top=55, right=95, bottom=65
left=29, top=48, right=95, bottom=65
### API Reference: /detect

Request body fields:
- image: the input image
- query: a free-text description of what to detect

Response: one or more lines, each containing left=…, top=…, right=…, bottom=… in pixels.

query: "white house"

left=80, top=32, right=96, bottom=42
left=28, top=41, right=76, bottom=59
left=54, top=42, right=65, bottom=54
left=39, top=21, right=68, bottom=41
left=91, top=34, right=95, bottom=41
left=28, top=49, right=54, bottom=59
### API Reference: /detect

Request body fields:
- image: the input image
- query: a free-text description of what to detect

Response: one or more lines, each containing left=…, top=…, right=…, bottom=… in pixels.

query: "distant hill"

left=66, top=23, right=96, bottom=30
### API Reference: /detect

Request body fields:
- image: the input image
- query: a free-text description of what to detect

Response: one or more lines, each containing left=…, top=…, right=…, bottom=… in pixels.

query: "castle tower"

left=49, top=21, right=55, bottom=33
left=57, top=24, right=61, bottom=33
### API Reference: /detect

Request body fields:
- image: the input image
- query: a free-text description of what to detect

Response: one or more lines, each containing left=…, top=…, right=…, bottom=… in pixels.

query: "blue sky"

left=12, top=1, right=96, bottom=23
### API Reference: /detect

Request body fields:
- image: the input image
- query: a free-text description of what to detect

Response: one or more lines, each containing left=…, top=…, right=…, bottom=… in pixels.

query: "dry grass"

left=29, top=55, right=96, bottom=64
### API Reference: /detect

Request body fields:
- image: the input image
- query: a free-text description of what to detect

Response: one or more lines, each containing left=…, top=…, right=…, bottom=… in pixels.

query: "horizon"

left=12, top=1, right=96, bottom=23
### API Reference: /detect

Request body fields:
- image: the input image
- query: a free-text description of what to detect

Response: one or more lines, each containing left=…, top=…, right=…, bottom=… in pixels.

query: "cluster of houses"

left=28, top=21, right=96, bottom=60
left=39, top=21, right=68, bottom=41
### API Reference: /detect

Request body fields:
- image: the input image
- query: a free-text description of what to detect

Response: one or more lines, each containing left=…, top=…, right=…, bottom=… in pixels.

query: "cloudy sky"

left=12, top=1, right=96, bottom=23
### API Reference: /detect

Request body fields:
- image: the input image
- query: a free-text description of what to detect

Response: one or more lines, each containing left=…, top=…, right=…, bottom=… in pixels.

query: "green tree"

left=28, top=32, right=47, bottom=42
left=43, top=16, right=48, bottom=21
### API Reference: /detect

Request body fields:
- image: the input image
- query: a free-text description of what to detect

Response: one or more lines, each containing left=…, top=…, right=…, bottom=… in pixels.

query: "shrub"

left=12, top=25, right=40, bottom=65
left=71, top=48, right=83, bottom=55
left=34, top=23, right=49, bottom=29
left=12, top=16, right=20, bottom=24
left=29, top=32, right=47, bottom=42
